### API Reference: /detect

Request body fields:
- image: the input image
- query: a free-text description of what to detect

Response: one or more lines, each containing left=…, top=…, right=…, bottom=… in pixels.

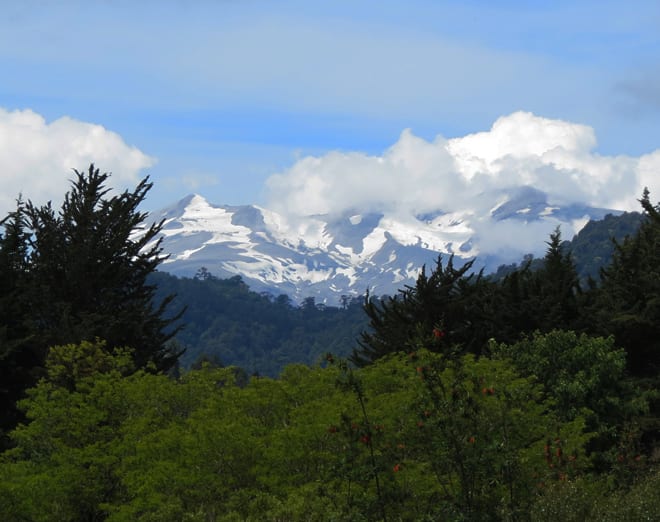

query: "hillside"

left=153, top=211, right=644, bottom=376
left=151, top=271, right=368, bottom=376
left=152, top=188, right=618, bottom=303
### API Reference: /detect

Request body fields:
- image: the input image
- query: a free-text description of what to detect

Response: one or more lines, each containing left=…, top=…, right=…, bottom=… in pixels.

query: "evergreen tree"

left=0, top=165, right=182, bottom=445
left=23, top=164, right=183, bottom=370
left=594, top=189, right=660, bottom=379
left=0, top=200, right=41, bottom=446
left=493, top=227, right=582, bottom=340
left=539, top=228, right=580, bottom=324
left=351, top=255, right=492, bottom=366
left=587, top=190, right=660, bottom=451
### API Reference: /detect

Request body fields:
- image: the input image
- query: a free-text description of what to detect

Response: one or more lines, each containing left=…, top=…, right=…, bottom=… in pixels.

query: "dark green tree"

left=568, top=211, right=644, bottom=285
left=586, top=190, right=660, bottom=451
left=0, top=165, right=182, bottom=446
left=492, top=227, right=582, bottom=341
left=539, top=228, right=581, bottom=328
left=23, top=164, right=183, bottom=370
left=593, top=189, right=660, bottom=379
left=0, top=199, right=41, bottom=447
left=351, top=255, right=493, bottom=366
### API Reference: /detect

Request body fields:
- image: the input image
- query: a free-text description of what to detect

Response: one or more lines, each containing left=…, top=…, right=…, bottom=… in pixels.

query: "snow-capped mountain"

left=152, top=188, right=618, bottom=303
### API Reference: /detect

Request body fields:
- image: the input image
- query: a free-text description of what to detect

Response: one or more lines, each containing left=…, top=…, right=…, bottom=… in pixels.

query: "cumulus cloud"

left=0, top=108, right=155, bottom=216
left=266, top=130, right=460, bottom=218
left=266, top=111, right=659, bottom=259
left=267, top=111, right=655, bottom=218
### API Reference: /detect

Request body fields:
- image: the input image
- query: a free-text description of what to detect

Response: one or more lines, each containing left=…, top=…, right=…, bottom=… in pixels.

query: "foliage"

left=151, top=270, right=369, bottom=376
left=0, top=165, right=182, bottom=446
left=0, top=339, right=606, bottom=521
left=568, top=211, right=644, bottom=285
left=592, top=190, right=660, bottom=379
left=587, top=190, right=660, bottom=450
left=0, top=340, right=136, bottom=520
left=0, top=198, right=38, bottom=446
left=490, top=330, right=649, bottom=472
left=23, top=164, right=182, bottom=370
left=491, top=331, right=629, bottom=424
left=2, top=169, right=660, bottom=520
left=351, top=255, right=493, bottom=366
left=491, top=228, right=583, bottom=340
left=529, top=469, right=660, bottom=522
left=352, top=231, right=584, bottom=366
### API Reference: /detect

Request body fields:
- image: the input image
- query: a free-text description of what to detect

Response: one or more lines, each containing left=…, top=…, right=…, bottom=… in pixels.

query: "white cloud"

left=266, top=111, right=658, bottom=257
left=0, top=108, right=155, bottom=216
left=266, top=129, right=460, bottom=218
left=445, top=112, right=640, bottom=210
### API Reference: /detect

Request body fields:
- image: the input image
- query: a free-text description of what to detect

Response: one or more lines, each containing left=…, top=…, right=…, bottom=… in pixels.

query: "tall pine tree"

left=0, top=165, right=183, bottom=446
left=0, top=199, right=41, bottom=447
left=23, top=164, right=183, bottom=370
left=494, top=227, right=582, bottom=337
left=594, top=189, right=660, bottom=379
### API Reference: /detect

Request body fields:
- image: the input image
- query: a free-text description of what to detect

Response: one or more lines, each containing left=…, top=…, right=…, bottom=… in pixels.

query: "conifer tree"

left=351, top=255, right=492, bottom=366
left=0, top=199, right=41, bottom=446
left=492, top=227, right=582, bottom=340
left=0, top=165, right=182, bottom=445
left=539, top=227, right=581, bottom=329
left=595, top=189, right=660, bottom=379
left=23, top=164, right=183, bottom=370
left=587, top=189, right=660, bottom=451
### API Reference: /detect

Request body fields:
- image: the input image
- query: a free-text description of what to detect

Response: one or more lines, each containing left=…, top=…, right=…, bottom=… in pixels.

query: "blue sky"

left=1, top=0, right=660, bottom=217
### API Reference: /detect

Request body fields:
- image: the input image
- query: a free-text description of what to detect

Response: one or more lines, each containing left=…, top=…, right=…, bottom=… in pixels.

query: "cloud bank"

left=266, top=111, right=659, bottom=218
left=266, top=111, right=660, bottom=259
left=0, top=108, right=155, bottom=216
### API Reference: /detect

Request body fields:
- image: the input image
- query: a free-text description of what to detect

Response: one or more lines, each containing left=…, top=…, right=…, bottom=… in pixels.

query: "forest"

left=149, top=209, right=643, bottom=378
left=150, top=270, right=369, bottom=377
left=0, top=165, right=659, bottom=521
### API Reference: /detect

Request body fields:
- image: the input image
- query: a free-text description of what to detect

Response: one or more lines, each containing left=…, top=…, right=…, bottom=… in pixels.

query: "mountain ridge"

left=152, top=188, right=620, bottom=303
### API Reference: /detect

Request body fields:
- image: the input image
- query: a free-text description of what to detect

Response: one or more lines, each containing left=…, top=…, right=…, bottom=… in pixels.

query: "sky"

left=2, top=0, right=660, bottom=224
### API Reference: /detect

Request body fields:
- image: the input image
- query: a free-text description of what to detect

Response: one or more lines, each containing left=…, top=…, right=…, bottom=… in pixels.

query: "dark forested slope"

left=152, top=211, right=644, bottom=377
left=151, top=270, right=369, bottom=376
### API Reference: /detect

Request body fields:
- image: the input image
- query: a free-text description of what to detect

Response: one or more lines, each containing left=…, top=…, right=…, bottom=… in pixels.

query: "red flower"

left=468, top=436, right=476, bottom=444
left=433, top=328, right=445, bottom=339
left=393, top=463, right=401, bottom=472
left=360, top=435, right=371, bottom=444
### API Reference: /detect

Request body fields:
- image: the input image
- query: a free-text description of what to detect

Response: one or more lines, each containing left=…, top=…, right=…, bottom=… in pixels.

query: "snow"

left=154, top=189, right=615, bottom=302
